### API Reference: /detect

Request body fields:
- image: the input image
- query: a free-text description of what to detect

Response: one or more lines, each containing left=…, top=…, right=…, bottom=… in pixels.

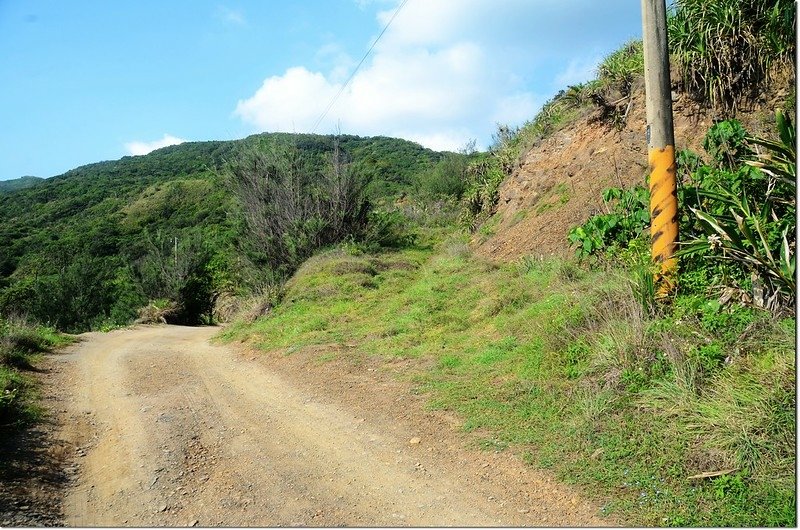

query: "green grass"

left=509, top=208, right=528, bottom=226
left=476, top=214, right=500, bottom=243
left=535, top=182, right=571, bottom=214
left=0, top=318, right=73, bottom=428
left=220, top=241, right=796, bottom=526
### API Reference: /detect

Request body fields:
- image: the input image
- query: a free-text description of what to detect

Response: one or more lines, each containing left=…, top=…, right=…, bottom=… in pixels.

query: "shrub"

left=417, top=154, right=470, bottom=199
left=136, top=230, right=223, bottom=325
left=227, top=140, right=371, bottom=277
left=360, top=208, right=417, bottom=250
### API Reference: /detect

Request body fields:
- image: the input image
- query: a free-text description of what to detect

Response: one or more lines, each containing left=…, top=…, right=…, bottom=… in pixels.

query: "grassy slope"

left=0, top=319, right=74, bottom=428
left=220, top=233, right=795, bottom=527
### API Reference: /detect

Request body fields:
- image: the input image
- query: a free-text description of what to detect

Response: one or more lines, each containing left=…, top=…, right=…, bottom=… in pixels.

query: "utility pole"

left=641, top=0, right=678, bottom=295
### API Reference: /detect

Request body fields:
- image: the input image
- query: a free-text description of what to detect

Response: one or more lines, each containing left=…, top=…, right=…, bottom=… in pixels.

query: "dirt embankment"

left=474, top=80, right=792, bottom=262
left=6, top=325, right=611, bottom=527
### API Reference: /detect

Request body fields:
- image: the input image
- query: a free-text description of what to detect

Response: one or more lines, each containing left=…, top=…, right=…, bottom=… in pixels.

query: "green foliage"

left=459, top=154, right=507, bottom=230
left=668, top=0, right=796, bottom=113
left=702, top=119, right=751, bottom=168
left=678, top=113, right=796, bottom=308
left=416, top=153, right=471, bottom=198
left=360, top=208, right=418, bottom=251
left=570, top=115, right=796, bottom=311
left=227, top=141, right=372, bottom=278
left=0, top=176, right=43, bottom=194
left=135, top=229, right=226, bottom=325
left=568, top=186, right=651, bottom=258
left=0, top=317, right=70, bottom=427
left=746, top=109, right=796, bottom=187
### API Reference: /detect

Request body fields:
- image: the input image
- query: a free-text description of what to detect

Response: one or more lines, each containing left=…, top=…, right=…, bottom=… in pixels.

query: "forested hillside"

left=0, top=176, right=43, bottom=194
left=0, top=133, right=449, bottom=332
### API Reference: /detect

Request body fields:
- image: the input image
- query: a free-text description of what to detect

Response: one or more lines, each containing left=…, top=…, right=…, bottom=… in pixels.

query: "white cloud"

left=217, top=6, right=246, bottom=26
left=400, top=130, right=472, bottom=152
left=234, top=0, right=639, bottom=150
left=234, top=67, right=340, bottom=132
left=125, top=134, right=187, bottom=156
left=553, top=53, right=604, bottom=88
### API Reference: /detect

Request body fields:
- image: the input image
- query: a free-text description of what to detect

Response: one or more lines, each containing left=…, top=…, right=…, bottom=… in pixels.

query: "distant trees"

left=136, top=230, right=222, bottom=325
left=416, top=153, right=471, bottom=199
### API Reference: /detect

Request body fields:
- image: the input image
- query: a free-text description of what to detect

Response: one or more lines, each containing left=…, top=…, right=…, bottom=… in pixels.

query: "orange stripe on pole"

left=648, top=145, right=678, bottom=280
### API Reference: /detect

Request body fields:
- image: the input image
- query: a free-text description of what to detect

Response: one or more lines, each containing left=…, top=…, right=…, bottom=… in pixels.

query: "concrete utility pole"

left=641, top=0, right=678, bottom=294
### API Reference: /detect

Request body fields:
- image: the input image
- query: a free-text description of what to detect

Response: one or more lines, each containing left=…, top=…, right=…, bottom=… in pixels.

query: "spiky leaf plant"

left=669, top=0, right=796, bottom=114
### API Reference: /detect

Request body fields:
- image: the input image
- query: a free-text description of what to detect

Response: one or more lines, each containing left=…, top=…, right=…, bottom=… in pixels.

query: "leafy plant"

left=678, top=112, right=796, bottom=309
left=702, top=119, right=752, bottom=169
left=745, top=109, right=796, bottom=187
left=596, top=40, right=644, bottom=96
left=568, top=186, right=651, bottom=258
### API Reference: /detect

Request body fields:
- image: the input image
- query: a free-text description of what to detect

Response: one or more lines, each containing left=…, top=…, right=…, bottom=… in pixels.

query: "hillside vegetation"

left=0, top=133, right=451, bottom=332
left=0, top=0, right=795, bottom=526
left=220, top=0, right=796, bottom=526
left=0, top=176, right=43, bottom=194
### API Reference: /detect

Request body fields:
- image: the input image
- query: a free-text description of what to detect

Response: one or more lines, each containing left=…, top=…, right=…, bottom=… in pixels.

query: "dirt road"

left=40, top=325, right=609, bottom=526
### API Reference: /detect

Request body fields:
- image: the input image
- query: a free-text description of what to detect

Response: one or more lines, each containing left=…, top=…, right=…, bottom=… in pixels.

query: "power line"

left=310, top=0, right=410, bottom=134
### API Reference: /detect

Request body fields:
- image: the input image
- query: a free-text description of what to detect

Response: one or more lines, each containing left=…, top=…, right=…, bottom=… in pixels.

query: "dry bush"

left=227, top=140, right=369, bottom=276
left=134, top=301, right=179, bottom=325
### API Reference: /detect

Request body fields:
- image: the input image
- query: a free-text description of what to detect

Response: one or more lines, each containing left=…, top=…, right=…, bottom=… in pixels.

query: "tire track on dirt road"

left=46, top=325, right=611, bottom=526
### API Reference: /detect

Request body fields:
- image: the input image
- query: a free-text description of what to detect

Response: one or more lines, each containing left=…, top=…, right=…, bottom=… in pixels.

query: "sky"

left=0, top=0, right=642, bottom=181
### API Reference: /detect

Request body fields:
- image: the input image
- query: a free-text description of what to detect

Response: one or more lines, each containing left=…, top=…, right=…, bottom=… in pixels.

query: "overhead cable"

left=311, top=0, right=410, bottom=134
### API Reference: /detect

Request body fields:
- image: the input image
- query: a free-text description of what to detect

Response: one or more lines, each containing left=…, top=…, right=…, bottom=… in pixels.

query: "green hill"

left=0, top=133, right=448, bottom=331
left=0, top=176, right=43, bottom=194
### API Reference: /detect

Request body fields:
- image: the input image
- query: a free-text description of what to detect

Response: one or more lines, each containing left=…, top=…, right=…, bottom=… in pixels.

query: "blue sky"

left=0, top=0, right=641, bottom=181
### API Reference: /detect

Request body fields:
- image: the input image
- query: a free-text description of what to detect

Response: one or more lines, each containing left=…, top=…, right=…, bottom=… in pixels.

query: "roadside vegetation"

left=221, top=0, right=795, bottom=526
left=221, top=183, right=793, bottom=527
left=0, top=317, right=72, bottom=429
left=561, top=110, right=796, bottom=525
